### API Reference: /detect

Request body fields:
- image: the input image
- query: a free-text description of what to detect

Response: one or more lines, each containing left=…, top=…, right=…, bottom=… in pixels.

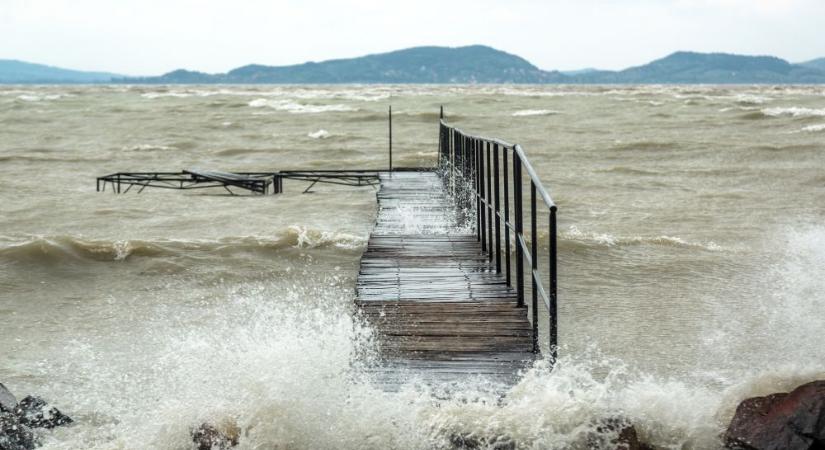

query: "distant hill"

left=799, top=57, right=825, bottom=71
left=124, top=49, right=825, bottom=84
left=6, top=47, right=825, bottom=84
left=128, top=45, right=567, bottom=84
left=0, top=60, right=120, bottom=83
left=572, top=52, right=825, bottom=84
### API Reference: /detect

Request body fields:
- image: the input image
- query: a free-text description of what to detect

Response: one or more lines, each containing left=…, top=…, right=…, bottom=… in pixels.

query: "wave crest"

left=0, top=230, right=366, bottom=264
left=248, top=99, right=357, bottom=114
left=562, top=226, right=723, bottom=251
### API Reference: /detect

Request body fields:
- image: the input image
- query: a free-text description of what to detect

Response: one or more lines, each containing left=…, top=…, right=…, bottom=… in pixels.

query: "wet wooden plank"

left=355, top=171, right=535, bottom=390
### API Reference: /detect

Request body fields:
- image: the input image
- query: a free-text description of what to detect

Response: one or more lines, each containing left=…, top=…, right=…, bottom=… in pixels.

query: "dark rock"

left=447, top=433, right=515, bottom=450
left=725, top=380, right=825, bottom=450
left=590, top=417, right=656, bottom=450
left=0, top=410, right=36, bottom=450
left=0, top=384, right=16, bottom=413
left=191, top=421, right=240, bottom=450
left=13, top=396, right=72, bottom=429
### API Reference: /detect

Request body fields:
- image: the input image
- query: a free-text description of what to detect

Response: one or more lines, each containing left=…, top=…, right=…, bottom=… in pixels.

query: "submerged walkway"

left=356, top=171, right=534, bottom=388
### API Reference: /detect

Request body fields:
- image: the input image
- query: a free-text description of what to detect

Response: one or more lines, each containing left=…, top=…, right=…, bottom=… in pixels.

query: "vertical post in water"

left=549, top=206, right=559, bottom=363
left=531, top=181, right=539, bottom=354
left=503, top=148, right=511, bottom=285
left=388, top=105, right=392, bottom=173
left=479, top=140, right=486, bottom=251
left=493, top=144, right=501, bottom=273
left=514, top=151, right=524, bottom=307
left=486, top=142, right=493, bottom=262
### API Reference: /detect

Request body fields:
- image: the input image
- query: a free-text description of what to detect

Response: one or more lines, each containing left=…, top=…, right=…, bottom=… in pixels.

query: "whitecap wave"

left=140, top=92, right=194, bottom=99
left=761, top=107, right=825, bottom=118
left=801, top=123, right=825, bottom=132
left=248, top=98, right=357, bottom=114
left=121, top=144, right=177, bottom=152
left=511, top=109, right=560, bottom=117
left=563, top=225, right=723, bottom=251
left=16, top=94, right=65, bottom=102
left=307, top=129, right=331, bottom=139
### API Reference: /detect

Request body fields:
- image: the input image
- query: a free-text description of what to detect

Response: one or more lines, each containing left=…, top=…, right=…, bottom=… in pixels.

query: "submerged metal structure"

left=96, top=169, right=382, bottom=195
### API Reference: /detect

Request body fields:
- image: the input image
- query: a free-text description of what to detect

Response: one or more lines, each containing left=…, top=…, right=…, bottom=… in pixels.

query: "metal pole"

left=493, top=144, right=501, bottom=273
left=514, top=151, right=524, bottom=307
left=388, top=105, right=392, bottom=173
left=486, top=141, right=493, bottom=262
left=479, top=139, right=486, bottom=251
left=504, top=148, right=511, bottom=285
left=549, top=206, right=559, bottom=363
left=531, top=181, right=539, bottom=354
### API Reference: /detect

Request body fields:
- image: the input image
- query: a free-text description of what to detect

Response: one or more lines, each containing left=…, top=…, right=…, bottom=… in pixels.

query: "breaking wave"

left=800, top=123, right=825, bottom=133
left=121, top=144, right=177, bottom=152
left=247, top=98, right=357, bottom=114
left=307, top=129, right=331, bottom=139
left=561, top=225, right=723, bottom=251
left=511, top=109, right=560, bottom=117
left=761, top=106, right=825, bottom=118
left=0, top=228, right=366, bottom=264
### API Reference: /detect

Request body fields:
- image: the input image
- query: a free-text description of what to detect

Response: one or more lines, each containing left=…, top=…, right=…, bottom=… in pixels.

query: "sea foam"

left=248, top=98, right=357, bottom=113
left=512, top=109, right=560, bottom=117
left=761, top=106, right=825, bottom=118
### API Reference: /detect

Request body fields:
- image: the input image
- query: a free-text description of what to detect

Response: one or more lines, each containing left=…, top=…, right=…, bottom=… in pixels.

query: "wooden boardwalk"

left=356, top=171, right=535, bottom=388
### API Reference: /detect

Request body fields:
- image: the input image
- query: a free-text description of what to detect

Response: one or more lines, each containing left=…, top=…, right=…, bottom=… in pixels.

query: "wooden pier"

left=357, top=171, right=534, bottom=387
left=357, top=120, right=559, bottom=389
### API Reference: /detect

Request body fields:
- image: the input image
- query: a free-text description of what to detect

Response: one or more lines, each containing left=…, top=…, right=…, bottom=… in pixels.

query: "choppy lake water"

left=1, top=84, right=824, bottom=449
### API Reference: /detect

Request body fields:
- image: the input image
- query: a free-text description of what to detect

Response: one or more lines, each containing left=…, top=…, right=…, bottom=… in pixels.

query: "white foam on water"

left=563, top=225, right=723, bottom=251
left=307, top=129, right=330, bottom=139
left=16, top=94, right=66, bottom=102
left=762, top=106, right=825, bottom=118
left=248, top=98, right=357, bottom=114
left=801, top=123, right=825, bottom=132
left=140, top=92, right=194, bottom=99
left=121, top=144, right=176, bottom=152
left=512, top=109, right=561, bottom=117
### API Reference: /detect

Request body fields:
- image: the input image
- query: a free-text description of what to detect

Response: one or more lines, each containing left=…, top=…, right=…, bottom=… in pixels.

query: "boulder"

left=0, top=384, right=16, bottom=413
left=589, top=417, right=656, bottom=450
left=191, top=420, right=240, bottom=450
left=0, top=410, right=35, bottom=450
left=725, top=380, right=825, bottom=450
left=13, top=396, right=72, bottom=429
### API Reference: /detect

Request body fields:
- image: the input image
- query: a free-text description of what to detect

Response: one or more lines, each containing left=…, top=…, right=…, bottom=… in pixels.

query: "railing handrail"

left=440, top=120, right=557, bottom=209
left=438, top=117, right=559, bottom=363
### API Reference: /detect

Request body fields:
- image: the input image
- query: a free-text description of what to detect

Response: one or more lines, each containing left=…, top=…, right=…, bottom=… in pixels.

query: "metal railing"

left=438, top=119, right=558, bottom=360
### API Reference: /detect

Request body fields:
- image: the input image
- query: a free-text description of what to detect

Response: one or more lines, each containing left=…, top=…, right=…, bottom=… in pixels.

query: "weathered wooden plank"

left=356, top=171, right=535, bottom=390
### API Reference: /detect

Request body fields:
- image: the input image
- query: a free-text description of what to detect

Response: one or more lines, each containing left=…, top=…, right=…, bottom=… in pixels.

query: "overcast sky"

left=1, top=0, right=824, bottom=75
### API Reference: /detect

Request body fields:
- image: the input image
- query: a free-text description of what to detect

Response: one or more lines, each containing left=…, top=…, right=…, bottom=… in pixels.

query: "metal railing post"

left=531, top=181, right=539, bottom=354
left=493, top=143, right=501, bottom=274
left=476, top=140, right=487, bottom=252
left=388, top=105, right=392, bottom=172
left=503, top=148, right=511, bottom=285
left=486, top=141, right=493, bottom=262
left=549, top=206, right=559, bottom=362
left=514, top=151, right=524, bottom=307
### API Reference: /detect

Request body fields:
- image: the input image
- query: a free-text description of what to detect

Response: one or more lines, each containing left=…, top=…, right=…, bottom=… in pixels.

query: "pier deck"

left=356, top=171, right=535, bottom=388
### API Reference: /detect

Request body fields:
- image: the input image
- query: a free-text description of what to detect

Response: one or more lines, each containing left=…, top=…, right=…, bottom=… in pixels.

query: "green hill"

left=131, top=46, right=567, bottom=84
left=799, top=57, right=825, bottom=71
left=0, top=60, right=120, bottom=83
left=574, top=52, right=825, bottom=84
